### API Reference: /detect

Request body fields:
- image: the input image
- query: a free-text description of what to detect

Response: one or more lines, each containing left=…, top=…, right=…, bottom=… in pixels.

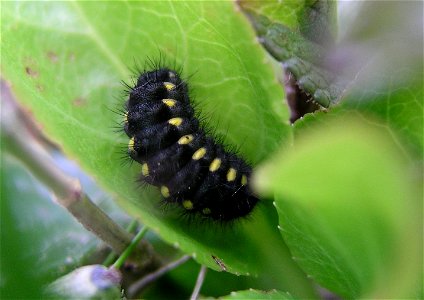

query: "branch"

left=190, top=265, right=207, bottom=300
left=127, top=255, right=192, bottom=298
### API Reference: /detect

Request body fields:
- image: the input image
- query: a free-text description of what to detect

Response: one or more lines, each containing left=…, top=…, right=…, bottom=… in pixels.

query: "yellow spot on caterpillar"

left=128, top=137, right=135, bottom=152
left=202, top=208, right=211, bottom=215
left=161, top=186, right=170, bottom=198
left=141, top=163, right=149, bottom=176
left=124, top=112, right=128, bottom=123
left=162, top=99, right=176, bottom=107
left=164, top=82, right=175, bottom=91
left=168, top=118, right=183, bottom=127
left=182, top=200, right=193, bottom=210
left=192, top=147, right=206, bottom=160
left=241, top=175, right=248, bottom=186
left=178, top=134, right=193, bottom=145
left=209, top=158, right=221, bottom=172
left=227, top=168, right=237, bottom=182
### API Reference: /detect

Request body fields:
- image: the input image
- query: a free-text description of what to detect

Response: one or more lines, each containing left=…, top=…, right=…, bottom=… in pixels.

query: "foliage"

left=1, top=1, right=422, bottom=299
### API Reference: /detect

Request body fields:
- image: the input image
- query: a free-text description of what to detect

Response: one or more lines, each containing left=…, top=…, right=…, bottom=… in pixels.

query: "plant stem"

left=112, top=226, right=149, bottom=269
left=103, top=219, right=139, bottom=266
left=190, top=265, right=207, bottom=300
left=127, top=255, right=191, bottom=298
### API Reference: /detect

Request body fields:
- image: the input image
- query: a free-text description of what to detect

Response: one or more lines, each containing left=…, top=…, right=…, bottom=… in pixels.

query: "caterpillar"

left=123, top=67, right=258, bottom=221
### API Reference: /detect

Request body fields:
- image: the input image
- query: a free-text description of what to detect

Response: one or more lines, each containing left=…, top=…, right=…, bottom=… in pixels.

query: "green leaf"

left=255, top=118, right=422, bottom=298
left=1, top=160, right=44, bottom=298
left=221, top=289, right=295, bottom=300
left=341, top=81, right=423, bottom=158
left=149, top=257, right=293, bottom=299
left=0, top=156, right=99, bottom=297
left=242, top=11, right=344, bottom=108
left=239, top=0, right=340, bottom=108
left=335, top=2, right=423, bottom=156
left=0, top=149, right=133, bottom=296
left=293, top=76, right=423, bottom=160
left=1, top=2, right=314, bottom=296
left=296, top=0, right=338, bottom=45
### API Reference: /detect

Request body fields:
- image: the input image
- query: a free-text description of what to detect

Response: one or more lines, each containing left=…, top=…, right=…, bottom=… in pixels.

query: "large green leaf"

left=255, top=118, right=422, bottom=298
left=0, top=150, right=134, bottom=297
left=1, top=1, right=315, bottom=296
left=1, top=158, right=45, bottom=298
left=0, top=156, right=97, bottom=284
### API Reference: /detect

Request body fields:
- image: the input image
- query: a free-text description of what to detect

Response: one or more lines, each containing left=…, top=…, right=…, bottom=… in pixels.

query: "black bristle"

left=121, top=65, right=258, bottom=221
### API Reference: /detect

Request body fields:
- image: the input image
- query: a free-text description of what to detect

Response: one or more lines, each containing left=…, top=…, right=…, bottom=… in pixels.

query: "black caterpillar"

left=123, top=67, right=258, bottom=221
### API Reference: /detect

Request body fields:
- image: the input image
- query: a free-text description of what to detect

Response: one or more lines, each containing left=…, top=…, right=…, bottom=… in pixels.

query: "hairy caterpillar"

left=123, top=67, right=258, bottom=221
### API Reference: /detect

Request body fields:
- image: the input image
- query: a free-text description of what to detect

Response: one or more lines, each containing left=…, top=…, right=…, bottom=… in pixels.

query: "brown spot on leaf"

left=68, top=52, right=76, bottom=62
left=25, top=66, right=39, bottom=78
left=73, top=97, right=86, bottom=106
left=47, top=51, right=58, bottom=63
left=36, top=84, right=44, bottom=92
